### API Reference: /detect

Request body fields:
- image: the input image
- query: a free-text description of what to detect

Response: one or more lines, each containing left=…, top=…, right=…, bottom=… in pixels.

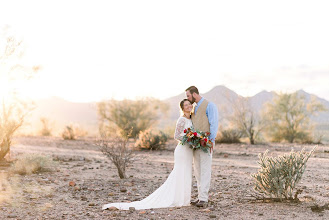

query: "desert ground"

left=0, top=136, right=328, bottom=220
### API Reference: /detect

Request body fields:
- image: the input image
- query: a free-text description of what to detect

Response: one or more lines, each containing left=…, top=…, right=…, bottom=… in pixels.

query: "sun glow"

left=0, top=76, right=14, bottom=104
left=1, top=1, right=329, bottom=102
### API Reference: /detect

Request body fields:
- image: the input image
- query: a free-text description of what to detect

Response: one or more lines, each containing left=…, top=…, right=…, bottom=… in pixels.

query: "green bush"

left=97, top=98, right=168, bottom=139
left=135, top=130, right=168, bottom=150
left=251, top=147, right=316, bottom=201
left=263, top=92, right=326, bottom=143
left=216, top=129, right=242, bottom=144
left=10, top=154, right=55, bottom=175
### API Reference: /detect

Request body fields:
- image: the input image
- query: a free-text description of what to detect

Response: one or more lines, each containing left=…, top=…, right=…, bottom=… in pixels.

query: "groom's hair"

left=185, top=86, right=199, bottom=95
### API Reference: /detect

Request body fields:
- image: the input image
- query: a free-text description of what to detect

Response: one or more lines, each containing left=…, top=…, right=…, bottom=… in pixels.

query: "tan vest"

left=191, top=99, right=210, bottom=132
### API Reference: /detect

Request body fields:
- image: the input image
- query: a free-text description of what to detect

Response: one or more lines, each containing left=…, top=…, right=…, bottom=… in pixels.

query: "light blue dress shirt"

left=194, top=97, right=219, bottom=143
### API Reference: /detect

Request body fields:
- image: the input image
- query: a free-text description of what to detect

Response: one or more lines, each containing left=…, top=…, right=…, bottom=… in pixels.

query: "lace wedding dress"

left=102, top=116, right=194, bottom=210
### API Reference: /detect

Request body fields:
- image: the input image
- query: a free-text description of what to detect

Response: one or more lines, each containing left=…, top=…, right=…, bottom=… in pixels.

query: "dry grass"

left=9, top=153, right=55, bottom=175
left=0, top=173, right=12, bottom=204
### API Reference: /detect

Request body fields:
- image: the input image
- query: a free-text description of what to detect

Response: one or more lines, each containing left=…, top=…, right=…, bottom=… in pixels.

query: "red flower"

left=184, top=129, right=187, bottom=133
left=193, top=132, right=197, bottom=136
left=204, top=138, right=208, bottom=142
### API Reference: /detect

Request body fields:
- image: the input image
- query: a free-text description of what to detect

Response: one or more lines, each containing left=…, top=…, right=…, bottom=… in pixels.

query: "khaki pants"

left=193, top=147, right=213, bottom=202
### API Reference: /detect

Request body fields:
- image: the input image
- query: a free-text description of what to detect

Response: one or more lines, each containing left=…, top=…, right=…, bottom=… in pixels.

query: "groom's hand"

left=210, top=141, right=214, bottom=153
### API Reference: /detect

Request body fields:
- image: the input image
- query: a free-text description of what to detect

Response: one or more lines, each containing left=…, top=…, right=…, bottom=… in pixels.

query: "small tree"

left=97, top=136, right=135, bottom=179
left=263, top=92, right=326, bottom=143
left=228, top=97, right=265, bottom=144
left=251, top=147, right=316, bottom=201
left=0, top=28, right=39, bottom=160
left=97, top=98, right=168, bottom=139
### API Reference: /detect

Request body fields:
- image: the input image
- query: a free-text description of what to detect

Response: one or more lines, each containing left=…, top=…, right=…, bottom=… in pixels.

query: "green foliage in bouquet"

left=181, top=128, right=212, bottom=153
left=251, top=147, right=316, bottom=201
left=135, top=129, right=168, bottom=150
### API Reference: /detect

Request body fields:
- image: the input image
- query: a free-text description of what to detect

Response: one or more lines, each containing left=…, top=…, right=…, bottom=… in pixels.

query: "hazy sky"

left=1, top=0, right=329, bottom=102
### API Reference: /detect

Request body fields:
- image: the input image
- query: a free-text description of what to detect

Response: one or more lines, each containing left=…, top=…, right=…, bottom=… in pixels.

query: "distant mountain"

left=248, top=90, right=276, bottom=112
left=296, top=89, right=329, bottom=124
left=21, top=86, right=329, bottom=136
left=165, top=85, right=329, bottom=125
left=22, top=97, right=98, bottom=136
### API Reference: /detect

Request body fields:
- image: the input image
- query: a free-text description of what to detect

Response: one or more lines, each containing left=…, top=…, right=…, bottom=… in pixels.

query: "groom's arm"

left=206, top=102, right=219, bottom=143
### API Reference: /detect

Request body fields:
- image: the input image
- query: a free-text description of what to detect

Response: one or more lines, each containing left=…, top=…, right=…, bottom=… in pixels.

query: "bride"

left=102, top=99, right=194, bottom=210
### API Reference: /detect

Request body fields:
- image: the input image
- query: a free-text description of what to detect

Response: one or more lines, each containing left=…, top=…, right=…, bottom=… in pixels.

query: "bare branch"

left=96, top=137, right=135, bottom=179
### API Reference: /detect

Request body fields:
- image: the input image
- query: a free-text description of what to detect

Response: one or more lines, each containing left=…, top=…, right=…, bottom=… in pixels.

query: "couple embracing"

left=103, top=86, right=219, bottom=210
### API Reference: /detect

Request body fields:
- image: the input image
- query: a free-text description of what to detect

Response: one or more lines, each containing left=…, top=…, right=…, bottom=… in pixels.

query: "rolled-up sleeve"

left=206, top=102, right=219, bottom=143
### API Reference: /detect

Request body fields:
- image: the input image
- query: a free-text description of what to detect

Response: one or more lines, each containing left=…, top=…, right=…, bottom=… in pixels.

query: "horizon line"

left=32, top=86, right=327, bottom=104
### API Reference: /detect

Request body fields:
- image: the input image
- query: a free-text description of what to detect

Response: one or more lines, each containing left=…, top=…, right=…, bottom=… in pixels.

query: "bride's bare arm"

left=174, top=117, right=186, bottom=141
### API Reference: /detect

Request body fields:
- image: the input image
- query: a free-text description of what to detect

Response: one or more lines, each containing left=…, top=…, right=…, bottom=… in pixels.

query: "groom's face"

left=186, top=90, right=196, bottom=103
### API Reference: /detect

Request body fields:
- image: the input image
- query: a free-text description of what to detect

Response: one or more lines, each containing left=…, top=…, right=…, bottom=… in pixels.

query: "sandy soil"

left=0, top=136, right=328, bottom=219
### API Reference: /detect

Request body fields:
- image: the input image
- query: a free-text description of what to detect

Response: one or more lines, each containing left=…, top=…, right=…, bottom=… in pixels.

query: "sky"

left=1, top=0, right=329, bottom=102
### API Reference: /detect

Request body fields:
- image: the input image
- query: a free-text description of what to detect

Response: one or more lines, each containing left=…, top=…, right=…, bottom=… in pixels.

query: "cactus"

left=251, top=147, right=316, bottom=201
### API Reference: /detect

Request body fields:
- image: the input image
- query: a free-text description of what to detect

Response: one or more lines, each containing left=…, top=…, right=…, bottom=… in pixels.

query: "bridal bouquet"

left=181, top=128, right=212, bottom=153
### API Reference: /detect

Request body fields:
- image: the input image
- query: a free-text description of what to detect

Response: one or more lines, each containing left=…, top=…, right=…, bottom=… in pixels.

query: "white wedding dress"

left=102, top=116, right=194, bottom=210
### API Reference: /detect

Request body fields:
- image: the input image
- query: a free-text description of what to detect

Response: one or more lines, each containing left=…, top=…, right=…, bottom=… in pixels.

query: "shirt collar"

left=196, top=97, right=204, bottom=107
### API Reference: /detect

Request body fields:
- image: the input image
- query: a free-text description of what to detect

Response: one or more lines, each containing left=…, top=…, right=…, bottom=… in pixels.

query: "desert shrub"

left=135, top=130, right=168, bottom=150
left=10, top=154, right=55, bottom=175
left=0, top=103, right=26, bottom=160
left=61, top=125, right=76, bottom=140
left=97, top=98, right=168, bottom=139
left=74, top=125, right=88, bottom=137
left=97, top=136, right=135, bottom=179
left=39, top=117, right=52, bottom=136
left=216, top=129, right=242, bottom=144
left=302, top=132, right=324, bottom=144
left=251, top=147, right=316, bottom=201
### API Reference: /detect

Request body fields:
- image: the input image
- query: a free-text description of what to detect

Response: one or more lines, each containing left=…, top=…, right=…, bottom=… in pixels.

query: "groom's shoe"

left=195, top=200, right=208, bottom=208
left=190, top=199, right=199, bottom=206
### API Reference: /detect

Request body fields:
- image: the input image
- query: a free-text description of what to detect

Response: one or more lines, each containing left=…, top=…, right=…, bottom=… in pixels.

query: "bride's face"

left=183, top=101, right=193, bottom=113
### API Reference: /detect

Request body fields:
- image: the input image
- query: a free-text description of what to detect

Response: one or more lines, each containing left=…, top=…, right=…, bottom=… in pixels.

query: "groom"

left=185, top=86, right=219, bottom=208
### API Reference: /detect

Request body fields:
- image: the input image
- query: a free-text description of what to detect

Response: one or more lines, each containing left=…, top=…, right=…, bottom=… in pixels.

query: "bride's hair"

left=179, top=99, right=192, bottom=114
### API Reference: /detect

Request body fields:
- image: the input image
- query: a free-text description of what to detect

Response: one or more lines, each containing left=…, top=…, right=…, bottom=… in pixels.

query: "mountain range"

left=22, top=86, right=329, bottom=136
left=165, top=86, right=329, bottom=124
